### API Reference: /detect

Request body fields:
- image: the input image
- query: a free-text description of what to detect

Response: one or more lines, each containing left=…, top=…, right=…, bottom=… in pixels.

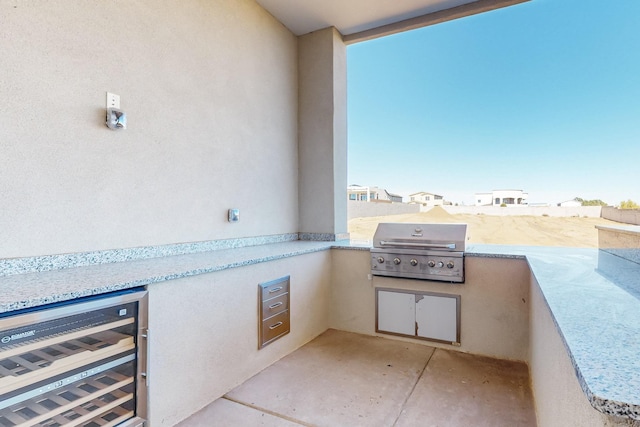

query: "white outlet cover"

left=106, top=92, right=120, bottom=109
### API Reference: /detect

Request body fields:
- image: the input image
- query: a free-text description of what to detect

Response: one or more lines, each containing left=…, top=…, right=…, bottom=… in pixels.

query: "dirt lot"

left=349, top=206, right=621, bottom=247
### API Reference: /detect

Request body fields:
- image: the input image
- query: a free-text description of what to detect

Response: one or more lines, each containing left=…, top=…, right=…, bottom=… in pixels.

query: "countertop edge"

left=596, top=224, right=640, bottom=235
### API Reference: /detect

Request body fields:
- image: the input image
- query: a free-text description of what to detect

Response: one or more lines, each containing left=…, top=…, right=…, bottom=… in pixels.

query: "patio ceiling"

left=256, top=0, right=530, bottom=43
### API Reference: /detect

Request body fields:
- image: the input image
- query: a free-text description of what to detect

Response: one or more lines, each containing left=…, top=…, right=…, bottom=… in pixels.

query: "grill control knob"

left=377, top=256, right=385, bottom=264
left=447, top=261, right=455, bottom=269
left=428, top=260, right=436, bottom=268
left=393, top=257, right=401, bottom=265
left=410, top=258, right=418, bottom=266
left=437, top=261, right=444, bottom=268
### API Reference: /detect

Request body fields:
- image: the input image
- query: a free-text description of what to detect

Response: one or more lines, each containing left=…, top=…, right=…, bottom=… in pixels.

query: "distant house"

left=408, top=191, right=444, bottom=206
left=475, top=193, right=493, bottom=206
left=475, top=190, right=528, bottom=206
left=558, top=199, right=581, bottom=207
left=347, top=185, right=403, bottom=203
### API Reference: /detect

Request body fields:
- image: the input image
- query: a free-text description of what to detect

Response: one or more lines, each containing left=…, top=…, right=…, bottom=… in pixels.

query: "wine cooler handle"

left=141, top=329, right=150, bottom=387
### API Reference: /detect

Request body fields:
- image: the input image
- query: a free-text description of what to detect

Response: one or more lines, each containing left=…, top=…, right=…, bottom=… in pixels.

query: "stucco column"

left=297, top=27, right=349, bottom=241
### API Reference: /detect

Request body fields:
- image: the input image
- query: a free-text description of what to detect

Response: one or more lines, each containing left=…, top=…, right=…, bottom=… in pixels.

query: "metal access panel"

left=416, top=293, right=460, bottom=344
left=376, top=288, right=461, bottom=346
left=376, top=290, right=416, bottom=336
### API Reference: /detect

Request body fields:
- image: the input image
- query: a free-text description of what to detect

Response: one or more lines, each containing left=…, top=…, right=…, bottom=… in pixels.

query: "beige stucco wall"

left=529, top=274, right=640, bottom=427
left=147, top=250, right=331, bottom=426
left=330, top=250, right=530, bottom=362
left=298, top=28, right=348, bottom=237
left=0, top=0, right=298, bottom=258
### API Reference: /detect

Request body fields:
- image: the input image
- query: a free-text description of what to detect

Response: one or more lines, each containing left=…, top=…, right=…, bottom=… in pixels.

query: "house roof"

left=409, top=191, right=442, bottom=197
left=256, top=0, right=529, bottom=42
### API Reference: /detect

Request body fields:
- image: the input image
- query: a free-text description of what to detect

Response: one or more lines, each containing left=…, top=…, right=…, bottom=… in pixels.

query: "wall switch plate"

left=106, top=92, right=125, bottom=130
left=228, top=208, right=240, bottom=222
left=106, top=92, right=120, bottom=109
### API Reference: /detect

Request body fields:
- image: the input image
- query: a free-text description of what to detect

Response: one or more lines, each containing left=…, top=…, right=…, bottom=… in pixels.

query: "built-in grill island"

left=0, top=289, right=148, bottom=427
left=371, top=223, right=467, bottom=282
left=371, top=223, right=467, bottom=346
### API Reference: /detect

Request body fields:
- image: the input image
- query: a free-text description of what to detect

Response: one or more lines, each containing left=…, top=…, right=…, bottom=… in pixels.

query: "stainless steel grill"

left=370, top=223, right=467, bottom=283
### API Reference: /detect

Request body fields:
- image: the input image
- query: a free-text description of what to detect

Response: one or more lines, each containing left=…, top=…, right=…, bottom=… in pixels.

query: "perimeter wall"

left=433, top=206, right=602, bottom=217
left=347, top=202, right=603, bottom=220
left=347, top=200, right=420, bottom=220
left=602, top=207, right=640, bottom=225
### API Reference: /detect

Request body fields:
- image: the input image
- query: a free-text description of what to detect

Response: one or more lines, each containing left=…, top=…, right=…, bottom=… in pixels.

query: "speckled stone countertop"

left=1, top=240, right=639, bottom=420
left=0, top=240, right=337, bottom=314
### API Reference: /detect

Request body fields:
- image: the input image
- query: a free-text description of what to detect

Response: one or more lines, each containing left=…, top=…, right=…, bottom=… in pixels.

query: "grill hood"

left=372, top=223, right=467, bottom=252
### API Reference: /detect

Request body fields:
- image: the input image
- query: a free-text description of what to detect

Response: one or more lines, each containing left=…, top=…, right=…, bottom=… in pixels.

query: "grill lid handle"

left=379, top=240, right=457, bottom=250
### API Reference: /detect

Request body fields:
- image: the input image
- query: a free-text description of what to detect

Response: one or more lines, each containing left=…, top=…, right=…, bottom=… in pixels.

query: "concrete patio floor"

left=176, top=329, right=536, bottom=427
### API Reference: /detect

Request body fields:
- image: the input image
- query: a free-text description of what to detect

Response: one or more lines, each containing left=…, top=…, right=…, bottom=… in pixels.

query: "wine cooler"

left=0, top=289, right=148, bottom=427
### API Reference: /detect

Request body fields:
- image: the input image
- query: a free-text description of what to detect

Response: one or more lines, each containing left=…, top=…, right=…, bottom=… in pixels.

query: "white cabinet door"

left=415, top=294, right=458, bottom=343
left=377, top=290, right=415, bottom=336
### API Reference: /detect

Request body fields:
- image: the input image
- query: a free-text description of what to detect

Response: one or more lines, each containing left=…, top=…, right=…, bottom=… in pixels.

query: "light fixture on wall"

left=106, top=92, right=126, bottom=130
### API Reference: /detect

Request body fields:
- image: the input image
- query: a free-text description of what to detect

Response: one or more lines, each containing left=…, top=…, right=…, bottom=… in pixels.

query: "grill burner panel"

left=370, top=223, right=467, bottom=283
left=371, top=249, right=463, bottom=282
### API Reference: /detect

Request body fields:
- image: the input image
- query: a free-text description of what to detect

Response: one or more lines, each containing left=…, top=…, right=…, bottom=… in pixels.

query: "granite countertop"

left=0, top=240, right=336, bottom=314
left=1, top=240, right=639, bottom=419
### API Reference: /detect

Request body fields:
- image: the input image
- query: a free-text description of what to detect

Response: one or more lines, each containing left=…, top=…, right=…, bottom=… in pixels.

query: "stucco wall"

left=330, top=250, right=530, bottom=362
left=0, top=1, right=298, bottom=258
left=148, top=250, right=331, bottom=426
left=298, top=28, right=348, bottom=237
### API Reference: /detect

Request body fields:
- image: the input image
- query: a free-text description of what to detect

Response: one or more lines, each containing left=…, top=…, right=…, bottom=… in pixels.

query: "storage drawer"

left=261, top=293, right=289, bottom=319
left=260, top=277, right=289, bottom=301
left=259, top=276, right=291, bottom=349
left=260, top=310, right=290, bottom=346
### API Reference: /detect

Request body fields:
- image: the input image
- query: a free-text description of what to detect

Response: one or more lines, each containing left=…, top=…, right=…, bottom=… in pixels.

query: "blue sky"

left=347, top=0, right=640, bottom=206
